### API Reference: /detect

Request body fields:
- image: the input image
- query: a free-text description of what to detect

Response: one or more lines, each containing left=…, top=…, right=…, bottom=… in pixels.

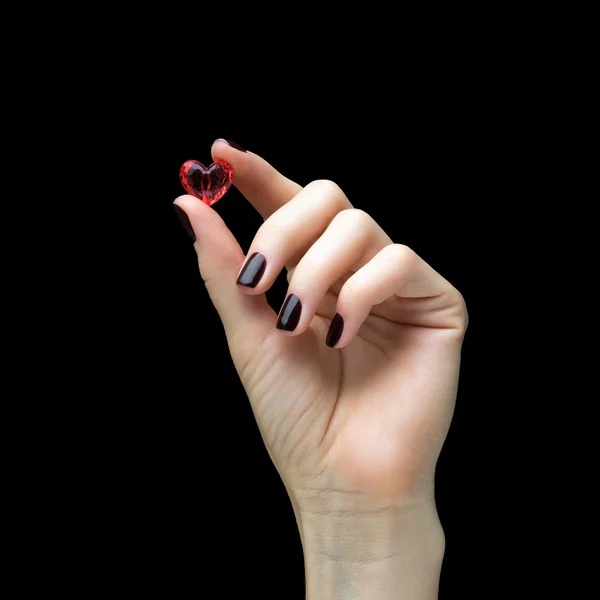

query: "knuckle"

left=305, top=179, right=349, bottom=210
left=333, top=208, right=373, bottom=230
left=440, top=289, right=469, bottom=339
left=306, top=179, right=343, bottom=196
left=453, top=290, right=469, bottom=332
left=389, top=243, right=416, bottom=261
left=381, top=243, right=417, bottom=270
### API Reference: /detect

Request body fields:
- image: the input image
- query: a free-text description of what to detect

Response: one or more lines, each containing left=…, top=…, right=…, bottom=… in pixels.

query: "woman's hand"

left=174, top=140, right=468, bottom=599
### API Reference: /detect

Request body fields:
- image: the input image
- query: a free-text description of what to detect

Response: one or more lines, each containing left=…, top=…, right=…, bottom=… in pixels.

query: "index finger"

left=211, top=139, right=302, bottom=219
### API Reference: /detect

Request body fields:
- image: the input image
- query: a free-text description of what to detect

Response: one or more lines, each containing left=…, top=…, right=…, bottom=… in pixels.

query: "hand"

left=174, top=140, right=468, bottom=599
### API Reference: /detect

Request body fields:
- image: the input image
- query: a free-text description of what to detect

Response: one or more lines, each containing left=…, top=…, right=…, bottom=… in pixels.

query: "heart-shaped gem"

left=179, top=159, right=234, bottom=206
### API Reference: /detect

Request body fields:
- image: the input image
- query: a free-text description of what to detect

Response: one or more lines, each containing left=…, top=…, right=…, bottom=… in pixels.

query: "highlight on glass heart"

left=179, top=159, right=234, bottom=206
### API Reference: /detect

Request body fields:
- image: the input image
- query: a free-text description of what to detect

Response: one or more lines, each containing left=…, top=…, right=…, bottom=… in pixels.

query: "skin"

left=174, top=140, right=468, bottom=599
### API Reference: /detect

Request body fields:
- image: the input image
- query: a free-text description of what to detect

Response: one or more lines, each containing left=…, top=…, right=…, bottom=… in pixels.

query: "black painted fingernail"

left=277, top=294, right=302, bottom=332
left=326, top=313, right=344, bottom=348
left=236, top=252, right=267, bottom=288
left=173, top=204, right=196, bottom=242
left=215, top=138, right=246, bottom=152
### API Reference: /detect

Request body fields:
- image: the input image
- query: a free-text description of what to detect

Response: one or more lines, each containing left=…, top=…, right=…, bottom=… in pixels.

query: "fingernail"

left=277, top=294, right=302, bottom=332
left=326, top=313, right=344, bottom=348
left=236, top=252, right=267, bottom=288
left=214, top=138, right=246, bottom=152
left=173, top=204, right=196, bottom=242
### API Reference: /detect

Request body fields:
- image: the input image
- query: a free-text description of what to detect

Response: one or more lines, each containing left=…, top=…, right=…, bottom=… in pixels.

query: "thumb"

left=173, top=195, right=275, bottom=348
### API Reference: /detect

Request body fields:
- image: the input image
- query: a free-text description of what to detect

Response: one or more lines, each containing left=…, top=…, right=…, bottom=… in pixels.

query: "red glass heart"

left=179, top=159, right=234, bottom=206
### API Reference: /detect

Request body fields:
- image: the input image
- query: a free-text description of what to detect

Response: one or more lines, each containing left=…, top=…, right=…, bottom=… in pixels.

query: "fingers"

left=328, top=244, right=461, bottom=348
left=275, top=209, right=392, bottom=334
left=211, top=139, right=302, bottom=219
left=173, top=195, right=275, bottom=342
left=180, top=143, right=465, bottom=353
left=235, top=180, right=353, bottom=292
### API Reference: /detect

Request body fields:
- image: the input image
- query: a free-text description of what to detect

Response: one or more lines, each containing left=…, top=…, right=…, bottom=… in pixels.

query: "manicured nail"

left=173, top=204, right=196, bottom=242
left=214, top=138, right=246, bottom=152
left=236, top=252, right=267, bottom=288
left=326, top=313, right=344, bottom=348
left=277, top=294, right=302, bottom=332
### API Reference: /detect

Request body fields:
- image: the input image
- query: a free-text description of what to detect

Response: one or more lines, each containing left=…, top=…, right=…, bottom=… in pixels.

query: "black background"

left=95, top=96, right=485, bottom=598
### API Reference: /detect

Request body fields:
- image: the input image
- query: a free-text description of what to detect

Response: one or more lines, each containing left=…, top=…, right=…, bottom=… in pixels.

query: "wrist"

left=296, top=497, right=444, bottom=600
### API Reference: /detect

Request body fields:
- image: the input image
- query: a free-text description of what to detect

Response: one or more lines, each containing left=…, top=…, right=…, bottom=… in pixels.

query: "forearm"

left=297, top=499, right=445, bottom=600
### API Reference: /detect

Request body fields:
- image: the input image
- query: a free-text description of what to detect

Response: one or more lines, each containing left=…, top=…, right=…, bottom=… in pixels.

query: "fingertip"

left=212, top=138, right=247, bottom=153
left=173, top=200, right=197, bottom=243
left=211, top=140, right=302, bottom=219
left=235, top=279, right=266, bottom=296
left=173, top=193, right=206, bottom=210
left=327, top=333, right=353, bottom=349
left=236, top=284, right=266, bottom=296
left=173, top=193, right=199, bottom=207
left=235, top=251, right=269, bottom=295
left=275, top=293, right=303, bottom=334
left=172, top=194, right=237, bottom=254
left=174, top=194, right=223, bottom=224
left=211, top=139, right=251, bottom=177
left=325, top=313, right=345, bottom=348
